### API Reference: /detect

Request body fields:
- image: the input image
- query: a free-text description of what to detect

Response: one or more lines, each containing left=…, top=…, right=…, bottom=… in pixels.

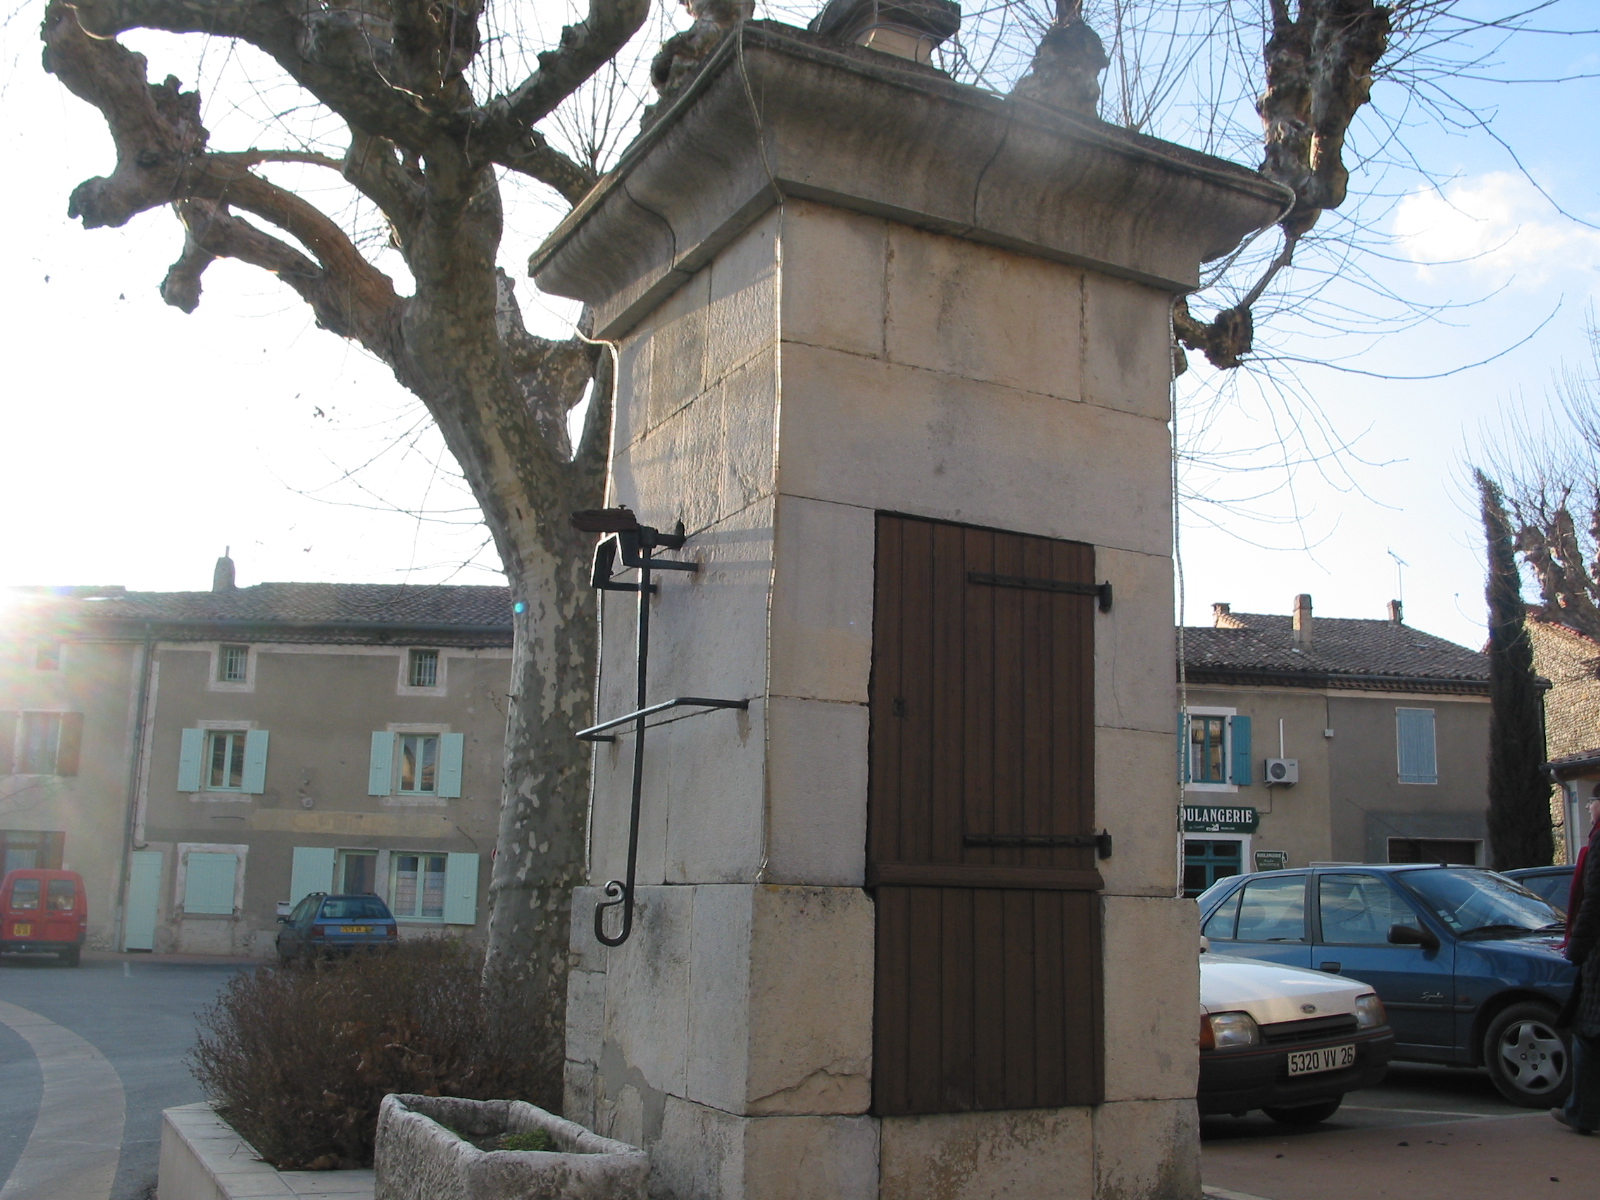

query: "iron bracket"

left=571, top=507, right=748, bottom=948
left=967, top=570, right=1113, bottom=612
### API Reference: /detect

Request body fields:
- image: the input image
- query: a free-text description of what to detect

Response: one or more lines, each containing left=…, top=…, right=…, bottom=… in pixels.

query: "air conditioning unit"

left=1264, top=758, right=1299, bottom=786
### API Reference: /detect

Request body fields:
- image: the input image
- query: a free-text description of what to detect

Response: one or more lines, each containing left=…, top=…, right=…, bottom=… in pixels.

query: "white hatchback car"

left=1199, top=942, right=1395, bottom=1125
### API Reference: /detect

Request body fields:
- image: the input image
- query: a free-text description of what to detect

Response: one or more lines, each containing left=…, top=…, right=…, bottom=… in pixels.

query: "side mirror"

left=1388, top=923, right=1439, bottom=950
left=276, top=915, right=290, bottom=924
left=1199, top=936, right=1211, bottom=954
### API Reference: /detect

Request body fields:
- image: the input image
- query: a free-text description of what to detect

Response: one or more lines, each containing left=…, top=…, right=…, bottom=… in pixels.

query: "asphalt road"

left=1201, top=1060, right=1528, bottom=1142
left=0, top=951, right=248, bottom=1200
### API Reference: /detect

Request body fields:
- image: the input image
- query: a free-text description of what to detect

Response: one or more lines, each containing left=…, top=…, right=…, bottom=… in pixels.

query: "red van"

left=0, top=870, right=88, bottom=966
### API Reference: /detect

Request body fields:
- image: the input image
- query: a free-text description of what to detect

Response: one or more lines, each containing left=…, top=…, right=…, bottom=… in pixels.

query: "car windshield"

left=318, top=896, right=390, bottom=920
left=1397, top=869, right=1563, bottom=938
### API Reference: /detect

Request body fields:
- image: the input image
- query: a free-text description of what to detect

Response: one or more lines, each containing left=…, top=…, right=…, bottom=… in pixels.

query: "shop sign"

left=1181, top=804, right=1259, bottom=833
left=1253, top=850, right=1289, bottom=871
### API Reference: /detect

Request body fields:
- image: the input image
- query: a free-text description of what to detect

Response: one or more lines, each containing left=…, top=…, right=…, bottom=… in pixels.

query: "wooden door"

left=869, top=514, right=1104, bottom=1115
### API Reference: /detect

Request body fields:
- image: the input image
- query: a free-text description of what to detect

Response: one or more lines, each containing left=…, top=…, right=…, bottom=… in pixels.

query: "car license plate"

left=1287, top=1044, right=1356, bottom=1076
left=11, top=924, right=29, bottom=937
left=340, top=925, right=373, bottom=934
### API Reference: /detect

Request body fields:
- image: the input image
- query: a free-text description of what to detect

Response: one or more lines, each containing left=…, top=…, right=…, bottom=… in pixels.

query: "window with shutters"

left=369, top=729, right=464, bottom=799
left=7, top=713, right=83, bottom=776
left=182, top=849, right=241, bottom=915
left=1182, top=707, right=1249, bottom=791
left=1396, top=708, right=1438, bottom=784
left=868, top=514, right=1103, bottom=1117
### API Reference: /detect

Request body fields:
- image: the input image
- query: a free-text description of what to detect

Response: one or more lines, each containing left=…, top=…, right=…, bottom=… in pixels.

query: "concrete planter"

left=374, top=1094, right=648, bottom=1200
left=159, top=1103, right=374, bottom=1200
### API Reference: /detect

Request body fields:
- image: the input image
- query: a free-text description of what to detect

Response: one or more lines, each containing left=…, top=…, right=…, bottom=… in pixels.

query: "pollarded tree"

left=37, top=0, right=733, bottom=1106
left=39, top=0, right=1583, bottom=1102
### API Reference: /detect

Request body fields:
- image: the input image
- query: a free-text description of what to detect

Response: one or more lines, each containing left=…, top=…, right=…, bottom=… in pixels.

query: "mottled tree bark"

left=42, top=0, right=646, bottom=1108
left=1479, top=471, right=1556, bottom=870
left=1176, top=0, right=1391, bottom=369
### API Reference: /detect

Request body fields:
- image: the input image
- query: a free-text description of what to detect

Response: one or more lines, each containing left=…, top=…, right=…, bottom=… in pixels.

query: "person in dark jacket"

left=1556, top=793, right=1600, bottom=1133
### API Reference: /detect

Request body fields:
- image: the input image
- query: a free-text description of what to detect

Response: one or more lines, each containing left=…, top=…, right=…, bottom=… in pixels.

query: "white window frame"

left=203, top=728, right=251, bottom=793
left=1185, top=706, right=1239, bottom=794
left=397, top=648, right=448, bottom=697
left=381, top=721, right=452, bottom=806
left=174, top=842, right=249, bottom=918
left=206, top=642, right=256, bottom=693
left=388, top=850, right=449, bottom=922
left=192, top=719, right=259, bottom=802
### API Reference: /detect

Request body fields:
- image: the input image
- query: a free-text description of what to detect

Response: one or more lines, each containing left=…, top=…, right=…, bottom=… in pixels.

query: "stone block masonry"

left=532, top=21, right=1286, bottom=1200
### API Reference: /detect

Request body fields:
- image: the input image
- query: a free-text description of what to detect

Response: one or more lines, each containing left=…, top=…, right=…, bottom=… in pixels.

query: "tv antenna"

left=1386, top=549, right=1408, bottom=605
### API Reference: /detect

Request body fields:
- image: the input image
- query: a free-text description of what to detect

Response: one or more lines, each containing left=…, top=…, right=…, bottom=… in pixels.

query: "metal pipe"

left=576, top=696, right=750, bottom=741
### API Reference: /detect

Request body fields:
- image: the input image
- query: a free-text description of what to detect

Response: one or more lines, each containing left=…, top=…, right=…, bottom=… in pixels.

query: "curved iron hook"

left=594, top=879, right=631, bottom=946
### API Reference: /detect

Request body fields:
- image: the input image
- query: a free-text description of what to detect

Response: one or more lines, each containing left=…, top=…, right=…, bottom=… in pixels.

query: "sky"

left=2, top=2, right=1599, bottom=653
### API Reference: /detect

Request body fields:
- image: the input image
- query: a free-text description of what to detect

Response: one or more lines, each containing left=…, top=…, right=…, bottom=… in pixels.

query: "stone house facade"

left=0, top=559, right=512, bottom=954
left=1180, top=595, right=1494, bottom=895
left=1529, top=612, right=1600, bottom=860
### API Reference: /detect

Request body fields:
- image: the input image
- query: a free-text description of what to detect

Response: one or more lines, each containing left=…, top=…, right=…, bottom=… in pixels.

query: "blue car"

left=1504, top=865, right=1575, bottom=913
left=276, top=892, right=398, bottom=963
left=1196, top=864, right=1573, bottom=1107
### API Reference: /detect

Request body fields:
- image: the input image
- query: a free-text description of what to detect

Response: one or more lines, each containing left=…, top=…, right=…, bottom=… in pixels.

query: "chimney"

left=1212, top=602, right=1231, bottom=626
left=1292, top=593, right=1313, bottom=645
left=213, top=547, right=236, bottom=592
left=1387, top=599, right=1403, bottom=625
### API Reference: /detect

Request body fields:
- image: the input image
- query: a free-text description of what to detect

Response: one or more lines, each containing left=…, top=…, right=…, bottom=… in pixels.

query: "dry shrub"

left=190, top=939, right=559, bottom=1169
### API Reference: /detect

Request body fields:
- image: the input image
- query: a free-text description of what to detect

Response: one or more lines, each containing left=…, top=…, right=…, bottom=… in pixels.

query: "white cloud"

left=1393, top=172, right=1600, bottom=286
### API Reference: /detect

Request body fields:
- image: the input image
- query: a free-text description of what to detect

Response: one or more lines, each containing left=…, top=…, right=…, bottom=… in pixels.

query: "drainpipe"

left=113, top=625, right=156, bottom=951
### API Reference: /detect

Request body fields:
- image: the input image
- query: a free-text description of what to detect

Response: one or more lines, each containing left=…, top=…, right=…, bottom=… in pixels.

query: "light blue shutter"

left=183, top=852, right=238, bottom=915
left=1178, top=712, right=1190, bottom=784
left=177, top=728, right=204, bottom=792
left=1229, top=715, right=1252, bottom=786
left=442, top=852, right=479, bottom=925
left=289, top=847, right=336, bottom=909
left=437, top=733, right=465, bottom=798
left=124, top=850, right=162, bottom=951
left=368, top=732, right=395, bottom=795
left=242, top=730, right=270, bottom=793
left=1397, top=708, right=1437, bottom=784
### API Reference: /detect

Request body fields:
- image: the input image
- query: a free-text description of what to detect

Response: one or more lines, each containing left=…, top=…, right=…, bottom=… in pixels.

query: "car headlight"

left=1202, top=1011, right=1261, bottom=1049
left=1355, top=993, right=1386, bottom=1029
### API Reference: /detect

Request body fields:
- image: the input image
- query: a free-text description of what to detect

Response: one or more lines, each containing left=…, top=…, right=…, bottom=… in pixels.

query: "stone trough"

left=374, top=1094, right=649, bottom=1200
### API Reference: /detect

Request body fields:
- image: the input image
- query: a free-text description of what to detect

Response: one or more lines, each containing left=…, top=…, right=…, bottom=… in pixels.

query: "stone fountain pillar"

left=531, top=22, right=1285, bottom=1200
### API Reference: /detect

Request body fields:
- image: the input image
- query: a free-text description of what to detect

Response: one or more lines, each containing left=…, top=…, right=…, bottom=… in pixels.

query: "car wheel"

left=59, top=947, right=80, bottom=968
left=1483, top=1001, right=1570, bottom=1107
left=1262, top=1098, right=1342, bottom=1126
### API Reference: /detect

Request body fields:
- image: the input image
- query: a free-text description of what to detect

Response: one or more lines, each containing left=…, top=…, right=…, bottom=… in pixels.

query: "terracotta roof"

left=1182, top=612, right=1487, bottom=690
left=7, top=582, right=513, bottom=647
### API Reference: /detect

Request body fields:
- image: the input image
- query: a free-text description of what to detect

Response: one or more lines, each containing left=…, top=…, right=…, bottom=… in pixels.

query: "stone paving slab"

left=1202, top=1111, right=1596, bottom=1200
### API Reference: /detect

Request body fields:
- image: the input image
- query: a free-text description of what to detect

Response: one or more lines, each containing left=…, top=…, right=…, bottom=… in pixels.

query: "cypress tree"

left=1479, top=470, right=1555, bottom=869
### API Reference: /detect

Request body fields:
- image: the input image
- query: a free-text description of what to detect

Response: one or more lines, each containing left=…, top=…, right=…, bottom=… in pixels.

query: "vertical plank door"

left=869, top=514, right=1104, bottom=1116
